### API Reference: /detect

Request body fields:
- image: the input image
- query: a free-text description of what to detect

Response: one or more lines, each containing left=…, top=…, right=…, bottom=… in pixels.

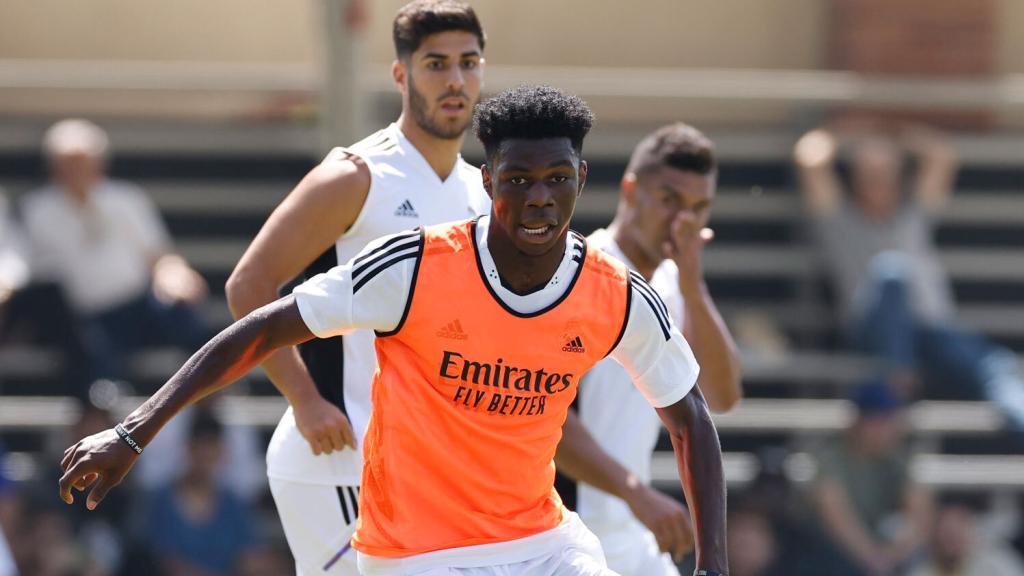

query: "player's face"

left=628, top=166, right=715, bottom=264
left=483, top=137, right=587, bottom=257
left=399, top=31, right=484, bottom=140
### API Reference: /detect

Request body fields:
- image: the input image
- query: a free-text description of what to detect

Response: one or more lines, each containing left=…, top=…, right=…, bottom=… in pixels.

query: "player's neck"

left=609, top=221, right=659, bottom=280
left=486, top=226, right=566, bottom=295
left=396, top=114, right=465, bottom=181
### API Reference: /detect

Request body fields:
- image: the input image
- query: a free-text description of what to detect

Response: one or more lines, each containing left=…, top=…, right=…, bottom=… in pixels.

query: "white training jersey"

left=577, top=228, right=686, bottom=533
left=266, top=123, right=490, bottom=485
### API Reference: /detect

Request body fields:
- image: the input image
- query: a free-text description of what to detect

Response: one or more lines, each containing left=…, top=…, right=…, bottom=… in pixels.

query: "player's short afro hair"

left=473, top=85, right=594, bottom=161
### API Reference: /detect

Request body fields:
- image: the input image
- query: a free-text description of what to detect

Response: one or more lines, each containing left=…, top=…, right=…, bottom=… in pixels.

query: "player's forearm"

left=554, top=409, right=637, bottom=499
left=121, top=297, right=310, bottom=446
left=226, top=273, right=322, bottom=408
left=659, top=392, right=727, bottom=572
left=682, top=282, right=742, bottom=413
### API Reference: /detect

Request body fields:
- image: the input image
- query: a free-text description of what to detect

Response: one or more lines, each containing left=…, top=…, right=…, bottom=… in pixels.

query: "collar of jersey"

left=470, top=215, right=586, bottom=318
left=389, top=122, right=465, bottom=188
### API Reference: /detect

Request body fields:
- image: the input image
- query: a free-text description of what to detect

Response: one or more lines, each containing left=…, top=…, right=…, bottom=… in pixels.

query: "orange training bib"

left=353, top=219, right=631, bottom=557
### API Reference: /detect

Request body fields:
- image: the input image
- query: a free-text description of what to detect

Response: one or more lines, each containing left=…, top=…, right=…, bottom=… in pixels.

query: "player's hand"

left=153, top=254, right=208, bottom=305
left=662, top=210, right=713, bottom=297
left=293, top=395, right=357, bottom=455
left=624, top=483, right=695, bottom=562
left=58, top=428, right=139, bottom=510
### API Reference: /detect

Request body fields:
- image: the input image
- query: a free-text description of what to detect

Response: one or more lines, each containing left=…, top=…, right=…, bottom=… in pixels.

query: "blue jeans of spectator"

left=83, top=288, right=211, bottom=384
left=851, top=253, right=1024, bottom=432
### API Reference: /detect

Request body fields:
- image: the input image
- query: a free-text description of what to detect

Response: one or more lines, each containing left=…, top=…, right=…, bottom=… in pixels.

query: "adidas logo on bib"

left=394, top=199, right=419, bottom=218
left=562, top=336, right=585, bottom=353
left=437, top=319, right=469, bottom=340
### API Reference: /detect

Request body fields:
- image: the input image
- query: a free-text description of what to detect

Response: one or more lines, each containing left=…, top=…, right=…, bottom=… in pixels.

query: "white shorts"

left=269, top=477, right=360, bottom=576
left=590, top=520, right=680, bottom=576
left=358, top=512, right=617, bottom=576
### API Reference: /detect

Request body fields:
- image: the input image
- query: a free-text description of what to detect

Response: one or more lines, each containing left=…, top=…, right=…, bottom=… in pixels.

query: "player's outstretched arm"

left=656, top=387, right=727, bottom=575
left=59, top=296, right=314, bottom=510
left=225, top=156, right=370, bottom=455
left=555, top=410, right=694, bottom=559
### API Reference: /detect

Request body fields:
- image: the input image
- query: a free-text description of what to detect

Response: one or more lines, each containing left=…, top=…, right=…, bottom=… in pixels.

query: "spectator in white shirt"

left=21, top=119, right=210, bottom=384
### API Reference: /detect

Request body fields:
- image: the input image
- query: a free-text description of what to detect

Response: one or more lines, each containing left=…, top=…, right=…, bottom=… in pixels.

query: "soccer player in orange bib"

left=59, top=86, right=728, bottom=576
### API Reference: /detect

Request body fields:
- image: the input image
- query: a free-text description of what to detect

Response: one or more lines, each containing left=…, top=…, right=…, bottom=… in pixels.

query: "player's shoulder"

left=351, top=227, right=424, bottom=284
left=627, top=269, right=673, bottom=341
left=580, top=231, right=627, bottom=278
left=345, top=126, right=402, bottom=162
left=308, top=146, right=373, bottom=200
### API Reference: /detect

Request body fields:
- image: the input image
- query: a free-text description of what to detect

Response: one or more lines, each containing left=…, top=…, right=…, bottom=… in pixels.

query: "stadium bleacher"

left=2, top=120, right=1023, bottom=497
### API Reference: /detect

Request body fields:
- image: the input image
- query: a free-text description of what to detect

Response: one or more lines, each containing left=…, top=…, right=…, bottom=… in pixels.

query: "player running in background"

left=224, top=1, right=489, bottom=573
left=563, top=123, right=743, bottom=575
left=60, top=85, right=728, bottom=576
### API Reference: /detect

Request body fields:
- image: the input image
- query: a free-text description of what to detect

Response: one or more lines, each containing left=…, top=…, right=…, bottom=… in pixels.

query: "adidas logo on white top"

left=394, top=199, right=419, bottom=218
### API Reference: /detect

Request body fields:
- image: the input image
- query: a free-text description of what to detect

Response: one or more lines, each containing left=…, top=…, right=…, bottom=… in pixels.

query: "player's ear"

left=481, top=163, right=494, bottom=199
left=621, top=172, right=638, bottom=205
left=577, top=160, right=588, bottom=197
left=392, top=59, right=407, bottom=94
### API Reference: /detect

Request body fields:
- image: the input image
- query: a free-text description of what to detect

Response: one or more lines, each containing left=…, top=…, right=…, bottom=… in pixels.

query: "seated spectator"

left=727, top=506, right=780, bottom=576
left=17, top=502, right=88, bottom=576
left=0, top=193, right=29, bottom=314
left=0, top=444, right=15, bottom=576
left=794, top=123, right=1024, bottom=436
left=813, top=382, right=932, bottom=576
left=0, top=524, right=12, bottom=576
left=48, top=403, right=134, bottom=575
left=910, top=498, right=1024, bottom=576
left=135, top=395, right=267, bottom=503
left=0, top=191, right=92, bottom=396
left=143, top=406, right=260, bottom=576
left=20, top=119, right=209, bottom=384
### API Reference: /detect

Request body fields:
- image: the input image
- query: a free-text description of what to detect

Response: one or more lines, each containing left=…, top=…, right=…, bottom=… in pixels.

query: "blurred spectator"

left=0, top=524, right=12, bottom=576
left=0, top=444, right=15, bottom=576
left=736, top=449, right=828, bottom=576
left=143, top=405, right=261, bottom=576
left=910, top=499, right=1024, bottom=576
left=794, top=123, right=1024, bottom=434
left=727, top=507, right=780, bottom=576
left=813, top=382, right=932, bottom=576
left=0, top=191, right=92, bottom=396
left=20, top=118, right=210, bottom=384
left=136, top=396, right=267, bottom=503
left=17, top=501, right=94, bottom=576
left=0, top=193, right=29, bottom=313
left=52, top=403, right=135, bottom=575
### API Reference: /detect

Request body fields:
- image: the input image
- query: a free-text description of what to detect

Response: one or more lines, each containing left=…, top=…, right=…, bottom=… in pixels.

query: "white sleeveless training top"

left=266, top=123, right=490, bottom=485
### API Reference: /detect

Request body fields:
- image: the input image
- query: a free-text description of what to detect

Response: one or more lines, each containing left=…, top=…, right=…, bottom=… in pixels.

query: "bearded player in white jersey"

left=224, top=3, right=491, bottom=573
left=567, top=123, right=743, bottom=575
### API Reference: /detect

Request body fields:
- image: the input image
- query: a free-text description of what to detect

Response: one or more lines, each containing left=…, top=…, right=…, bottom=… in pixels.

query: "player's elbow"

left=705, top=374, right=743, bottom=414
left=225, top=266, right=274, bottom=321
left=705, top=386, right=742, bottom=414
left=224, top=270, right=249, bottom=319
left=659, top=390, right=714, bottom=442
